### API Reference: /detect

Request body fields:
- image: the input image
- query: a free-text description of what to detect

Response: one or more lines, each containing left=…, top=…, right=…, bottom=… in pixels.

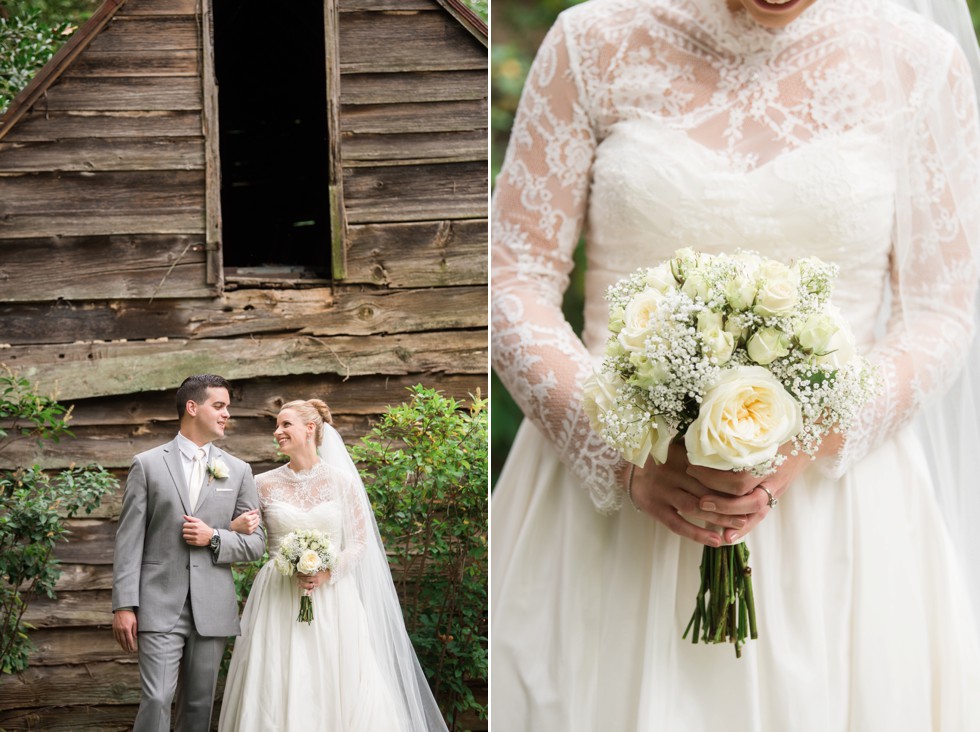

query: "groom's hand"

left=182, top=515, right=215, bottom=547
left=112, top=609, right=138, bottom=653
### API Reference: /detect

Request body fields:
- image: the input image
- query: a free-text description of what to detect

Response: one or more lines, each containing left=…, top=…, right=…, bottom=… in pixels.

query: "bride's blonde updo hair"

left=280, top=398, right=333, bottom=445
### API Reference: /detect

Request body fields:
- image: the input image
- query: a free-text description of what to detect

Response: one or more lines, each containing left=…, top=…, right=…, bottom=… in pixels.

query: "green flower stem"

left=683, top=541, right=758, bottom=659
left=297, top=594, right=314, bottom=624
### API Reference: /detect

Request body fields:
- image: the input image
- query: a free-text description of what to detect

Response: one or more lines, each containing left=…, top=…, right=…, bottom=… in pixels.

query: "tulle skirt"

left=490, top=421, right=980, bottom=731
left=218, top=563, right=401, bottom=731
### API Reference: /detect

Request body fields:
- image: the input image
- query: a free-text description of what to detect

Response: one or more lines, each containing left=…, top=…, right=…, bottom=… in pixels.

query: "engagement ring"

left=760, top=485, right=777, bottom=509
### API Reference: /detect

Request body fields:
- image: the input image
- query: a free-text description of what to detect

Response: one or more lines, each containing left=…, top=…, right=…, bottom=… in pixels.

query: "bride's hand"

left=628, top=442, right=750, bottom=548
left=230, top=508, right=261, bottom=535
left=297, top=569, right=332, bottom=591
left=687, top=436, right=841, bottom=543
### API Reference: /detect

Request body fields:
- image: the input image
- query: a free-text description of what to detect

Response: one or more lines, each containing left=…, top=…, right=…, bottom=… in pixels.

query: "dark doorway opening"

left=212, top=0, right=331, bottom=278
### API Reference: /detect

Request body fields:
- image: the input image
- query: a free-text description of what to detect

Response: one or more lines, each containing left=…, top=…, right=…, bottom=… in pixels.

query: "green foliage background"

left=490, top=0, right=980, bottom=485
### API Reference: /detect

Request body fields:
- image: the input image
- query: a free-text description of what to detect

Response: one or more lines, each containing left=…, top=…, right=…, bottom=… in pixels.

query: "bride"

left=491, top=0, right=980, bottom=729
left=217, top=399, right=448, bottom=731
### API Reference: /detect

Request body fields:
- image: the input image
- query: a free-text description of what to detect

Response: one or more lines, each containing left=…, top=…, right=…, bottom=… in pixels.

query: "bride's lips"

left=748, top=0, right=804, bottom=12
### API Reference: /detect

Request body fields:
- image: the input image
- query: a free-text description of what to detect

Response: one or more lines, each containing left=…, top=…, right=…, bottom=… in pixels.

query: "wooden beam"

left=0, top=659, right=140, bottom=706
left=343, top=161, right=487, bottom=224
left=25, top=76, right=202, bottom=112
left=342, top=129, right=487, bottom=166
left=345, top=219, right=487, bottom=287
left=2, top=111, right=202, bottom=142
left=0, top=138, right=205, bottom=172
left=201, top=0, right=223, bottom=287
left=64, top=49, right=199, bottom=77
left=340, top=70, right=487, bottom=105
left=326, top=0, right=349, bottom=281
left=339, top=11, right=486, bottom=74
left=0, top=235, right=209, bottom=301
left=2, top=330, right=488, bottom=400
left=0, top=285, right=485, bottom=342
left=340, top=100, right=486, bottom=135
left=86, top=17, right=201, bottom=52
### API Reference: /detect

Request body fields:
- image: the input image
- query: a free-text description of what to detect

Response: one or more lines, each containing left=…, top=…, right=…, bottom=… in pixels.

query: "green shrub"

left=0, top=369, right=117, bottom=674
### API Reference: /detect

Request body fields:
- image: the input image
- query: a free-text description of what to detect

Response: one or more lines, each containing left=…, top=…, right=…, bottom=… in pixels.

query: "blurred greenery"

left=490, top=0, right=980, bottom=486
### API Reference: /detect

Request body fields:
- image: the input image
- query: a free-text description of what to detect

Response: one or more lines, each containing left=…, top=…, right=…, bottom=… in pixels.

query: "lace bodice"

left=491, top=0, right=980, bottom=511
left=257, top=461, right=367, bottom=583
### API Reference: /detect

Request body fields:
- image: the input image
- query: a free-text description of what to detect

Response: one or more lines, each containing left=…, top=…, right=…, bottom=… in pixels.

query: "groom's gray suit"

left=112, top=437, right=266, bottom=731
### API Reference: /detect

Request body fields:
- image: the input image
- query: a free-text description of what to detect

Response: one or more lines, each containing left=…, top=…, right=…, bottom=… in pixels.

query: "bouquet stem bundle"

left=298, top=589, right=314, bottom=624
left=683, top=542, right=757, bottom=658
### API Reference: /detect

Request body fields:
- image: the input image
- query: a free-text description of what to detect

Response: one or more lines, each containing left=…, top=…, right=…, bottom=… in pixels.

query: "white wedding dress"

left=218, top=462, right=402, bottom=731
left=491, top=0, right=980, bottom=730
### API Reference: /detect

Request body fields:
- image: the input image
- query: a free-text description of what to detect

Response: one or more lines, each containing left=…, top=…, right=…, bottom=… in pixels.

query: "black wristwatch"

left=209, top=530, right=221, bottom=552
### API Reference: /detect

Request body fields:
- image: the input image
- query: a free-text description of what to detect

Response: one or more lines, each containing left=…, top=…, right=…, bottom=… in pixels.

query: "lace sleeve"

left=491, top=14, right=627, bottom=513
left=827, top=44, right=980, bottom=476
left=329, top=470, right=368, bottom=584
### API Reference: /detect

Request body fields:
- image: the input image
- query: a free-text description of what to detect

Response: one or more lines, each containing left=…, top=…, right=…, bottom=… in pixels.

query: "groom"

left=111, top=374, right=266, bottom=731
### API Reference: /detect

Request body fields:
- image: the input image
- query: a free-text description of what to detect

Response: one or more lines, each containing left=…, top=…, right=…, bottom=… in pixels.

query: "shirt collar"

left=176, top=431, right=211, bottom=462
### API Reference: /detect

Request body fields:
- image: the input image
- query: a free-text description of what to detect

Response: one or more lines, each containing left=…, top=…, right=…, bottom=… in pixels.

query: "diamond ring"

left=760, top=485, right=778, bottom=509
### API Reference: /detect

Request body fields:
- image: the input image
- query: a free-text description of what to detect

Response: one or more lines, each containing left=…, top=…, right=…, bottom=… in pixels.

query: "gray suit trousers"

left=133, top=595, right=227, bottom=732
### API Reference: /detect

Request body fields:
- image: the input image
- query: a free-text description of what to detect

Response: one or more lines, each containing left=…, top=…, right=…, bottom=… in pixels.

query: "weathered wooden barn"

left=0, top=0, right=487, bottom=728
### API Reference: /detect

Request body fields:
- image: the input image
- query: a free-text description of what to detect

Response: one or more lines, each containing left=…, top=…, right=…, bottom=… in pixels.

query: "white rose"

left=644, top=262, right=678, bottom=293
left=296, top=549, right=322, bottom=575
left=583, top=370, right=626, bottom=430
left=681, top=272, right=711, bottom=302
left=700, top=327, right=735, bottom=365
left=724, top=316, right=749, bottom=345
left=630, top=352, right=672, bottom=387
left=617, top=288, right=664, bottom=352
left=754, top=261, right=800, bottom=316
left=725, top=270, right=757, bottom=311
left=696, top=311, right=723, bottom=333
left=621, top=415, right=675, bottom=468
left=608, top=305, right=626, bottom=335
left=274, top=552, right=295, bottom=577
left=796, top=312, right=841, bottom=354
left=685, top=366, right=803, bottom=470
left=746, top=327, right=791, bottom=365
left=814, top=325, right=857, bottom=368
left=208, top=458, right=230, bottom=480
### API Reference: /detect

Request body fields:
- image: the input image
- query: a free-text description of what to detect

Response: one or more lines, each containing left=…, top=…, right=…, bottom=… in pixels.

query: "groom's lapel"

left=162, top=439, right=191, bottom=514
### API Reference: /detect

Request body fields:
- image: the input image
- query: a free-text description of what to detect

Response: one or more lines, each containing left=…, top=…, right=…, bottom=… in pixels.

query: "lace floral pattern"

left=491, top=0, right=980, bottom=510
left=257, top=462, right=367, bottom=583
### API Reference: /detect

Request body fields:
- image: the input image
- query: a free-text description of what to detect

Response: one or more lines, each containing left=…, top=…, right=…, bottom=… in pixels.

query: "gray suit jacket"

left=111, top=438, right=266, bottom=637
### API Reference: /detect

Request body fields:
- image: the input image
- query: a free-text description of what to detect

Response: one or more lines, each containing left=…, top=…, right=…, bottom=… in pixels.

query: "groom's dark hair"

left=176, top=374, right=232, bottom=420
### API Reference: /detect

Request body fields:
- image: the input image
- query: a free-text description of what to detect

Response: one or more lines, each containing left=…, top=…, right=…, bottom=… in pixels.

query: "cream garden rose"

left=685, top=365, right=803, bottom=470
left=296, top=549, right=322, bottom=575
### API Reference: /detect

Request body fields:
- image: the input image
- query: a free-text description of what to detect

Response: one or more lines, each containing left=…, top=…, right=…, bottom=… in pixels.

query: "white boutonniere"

left=207, top=458, right=230, bottom=484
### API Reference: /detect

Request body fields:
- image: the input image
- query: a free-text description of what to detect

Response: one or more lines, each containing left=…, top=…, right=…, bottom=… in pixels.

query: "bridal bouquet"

left=583, top=248, right=878, bottom=656
left=274, top=529, right=337, bottom=624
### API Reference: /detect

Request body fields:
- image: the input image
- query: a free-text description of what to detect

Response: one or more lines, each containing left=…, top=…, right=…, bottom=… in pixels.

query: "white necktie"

left=189, top=448, right=206, bottom=511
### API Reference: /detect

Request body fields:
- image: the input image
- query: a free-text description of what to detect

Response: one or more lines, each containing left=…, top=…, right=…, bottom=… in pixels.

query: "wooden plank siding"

left=0, top=0, right=487, bottom=727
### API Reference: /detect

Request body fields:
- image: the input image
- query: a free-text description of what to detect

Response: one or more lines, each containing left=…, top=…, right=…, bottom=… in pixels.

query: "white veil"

left=317, top=424, right=449, bottom=732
